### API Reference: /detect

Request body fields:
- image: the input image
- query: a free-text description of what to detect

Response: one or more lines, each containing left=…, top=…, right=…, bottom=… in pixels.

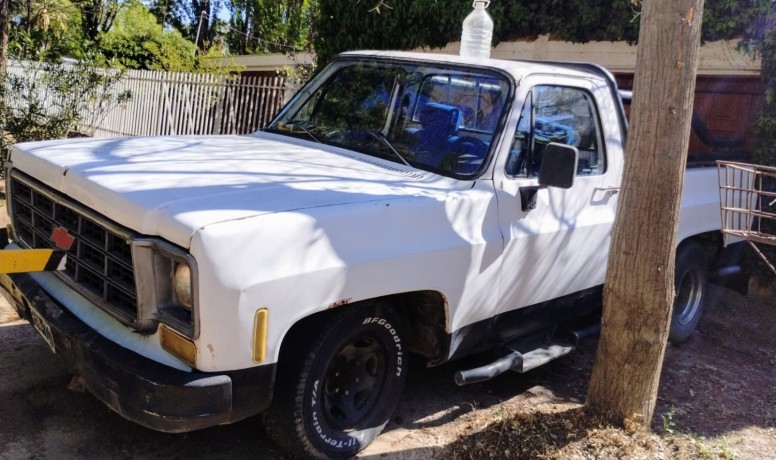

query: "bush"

left=0, top=56, right=131, bottom=175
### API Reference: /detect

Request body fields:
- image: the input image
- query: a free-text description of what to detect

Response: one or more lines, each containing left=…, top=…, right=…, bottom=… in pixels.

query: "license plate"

left=30, top=308, right=56, bottom=353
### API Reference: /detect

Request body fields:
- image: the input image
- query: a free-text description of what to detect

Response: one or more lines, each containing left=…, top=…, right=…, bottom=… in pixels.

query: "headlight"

left=174, top=263, right=193, bottom=310
left=131, top=239, right=199, bottom=339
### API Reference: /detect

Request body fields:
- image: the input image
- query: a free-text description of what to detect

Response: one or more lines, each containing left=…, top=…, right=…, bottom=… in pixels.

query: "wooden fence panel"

left=6, top=61, right=288, bottom=139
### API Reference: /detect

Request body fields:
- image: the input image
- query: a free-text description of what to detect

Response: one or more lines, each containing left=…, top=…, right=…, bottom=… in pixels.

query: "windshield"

left=265, top=58, right=511, bottom=177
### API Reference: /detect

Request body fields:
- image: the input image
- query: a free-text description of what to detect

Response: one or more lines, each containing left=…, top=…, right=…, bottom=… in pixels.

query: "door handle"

left=594, top=186, right=620, bottom=195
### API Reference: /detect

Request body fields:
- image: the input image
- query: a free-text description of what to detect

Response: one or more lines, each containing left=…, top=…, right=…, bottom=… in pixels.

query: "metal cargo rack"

left=717, top=160, right=776, bottom=276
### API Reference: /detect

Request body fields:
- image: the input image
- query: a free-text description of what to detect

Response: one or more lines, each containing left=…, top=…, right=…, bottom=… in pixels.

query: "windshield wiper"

left=366, top=130, right=411, bottom=167
left=272, top=119, right=320, bottom=143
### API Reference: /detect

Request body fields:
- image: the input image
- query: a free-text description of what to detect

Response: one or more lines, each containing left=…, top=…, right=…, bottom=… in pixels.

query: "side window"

left=505, top=96, right=532, bottom=176
left=506, top=85, right=605, bottom=178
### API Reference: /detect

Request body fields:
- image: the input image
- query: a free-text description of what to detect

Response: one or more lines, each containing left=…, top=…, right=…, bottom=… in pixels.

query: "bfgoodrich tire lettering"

left=264, top=302, right=407, bottom=459
left=669, top=242, right=708, bottom=343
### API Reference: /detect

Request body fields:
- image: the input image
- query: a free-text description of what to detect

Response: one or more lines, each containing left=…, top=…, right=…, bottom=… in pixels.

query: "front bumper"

left=0, top=272, right=275, bottom=433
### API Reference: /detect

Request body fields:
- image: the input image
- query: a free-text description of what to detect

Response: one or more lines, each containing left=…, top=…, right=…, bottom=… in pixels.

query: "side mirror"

left=538, top=142, right=578, bottom=189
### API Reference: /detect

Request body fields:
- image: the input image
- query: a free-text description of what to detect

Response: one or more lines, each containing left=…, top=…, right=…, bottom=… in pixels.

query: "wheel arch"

left=677, top=229, right=751, bottom=292
left=275, top=290, right=450, bottom=373
left=677, top=230, right=723, bottom=265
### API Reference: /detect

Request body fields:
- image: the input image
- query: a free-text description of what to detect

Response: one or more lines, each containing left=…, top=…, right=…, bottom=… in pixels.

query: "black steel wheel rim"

left=321, top=334, right=388, bottom=431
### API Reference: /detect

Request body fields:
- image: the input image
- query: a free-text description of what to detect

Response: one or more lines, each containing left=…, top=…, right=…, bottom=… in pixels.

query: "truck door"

left=492, top=77, right=624, bottom=326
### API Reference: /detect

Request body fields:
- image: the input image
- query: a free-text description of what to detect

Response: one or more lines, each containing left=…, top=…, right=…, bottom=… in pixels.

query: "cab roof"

left=339, top=50, right=609, bottom=84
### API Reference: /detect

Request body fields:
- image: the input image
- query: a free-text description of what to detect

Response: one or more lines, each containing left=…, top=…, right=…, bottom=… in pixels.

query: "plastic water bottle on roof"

left=460, top=1, right=494, bottom=59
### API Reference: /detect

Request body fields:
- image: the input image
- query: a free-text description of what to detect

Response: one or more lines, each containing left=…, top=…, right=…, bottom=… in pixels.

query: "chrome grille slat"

left=9, top=173, right=138, bottom=324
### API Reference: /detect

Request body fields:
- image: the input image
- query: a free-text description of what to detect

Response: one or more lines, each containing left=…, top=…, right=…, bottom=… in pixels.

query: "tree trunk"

left=586, top=0, right=705, bottom=426
left=194, top=0, right=210, bottom=51
left=0, top=0, right=7, bottom=74
left=79, top=0, right=103, bottom=42
left=0, top=0, right=8, bottom=111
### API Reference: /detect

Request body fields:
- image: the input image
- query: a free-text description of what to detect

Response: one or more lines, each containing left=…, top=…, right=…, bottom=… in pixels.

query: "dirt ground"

left=371, top=283, right=776, bottom=459
left=0, top=282, right=774, bottom=459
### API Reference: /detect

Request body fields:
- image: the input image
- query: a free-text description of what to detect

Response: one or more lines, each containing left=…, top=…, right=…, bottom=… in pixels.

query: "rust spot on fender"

left=328, top=298, right=352, bottom=309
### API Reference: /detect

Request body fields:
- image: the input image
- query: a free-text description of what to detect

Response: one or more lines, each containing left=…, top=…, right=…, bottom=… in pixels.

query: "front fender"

left=189, top=185, right=502, bottom=372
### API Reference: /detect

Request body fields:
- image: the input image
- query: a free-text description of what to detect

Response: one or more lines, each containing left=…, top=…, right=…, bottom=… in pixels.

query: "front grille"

left=9, top=173, right=138, bottom=323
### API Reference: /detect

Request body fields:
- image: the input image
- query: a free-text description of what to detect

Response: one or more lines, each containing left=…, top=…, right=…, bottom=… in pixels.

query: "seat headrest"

left=419, top=103, right=462, bottom=136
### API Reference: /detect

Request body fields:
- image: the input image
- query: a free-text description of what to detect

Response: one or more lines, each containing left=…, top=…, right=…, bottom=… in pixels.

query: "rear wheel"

left=669, top=242, right=708, bottom=343
left=264, top=303, right=408, bottom=459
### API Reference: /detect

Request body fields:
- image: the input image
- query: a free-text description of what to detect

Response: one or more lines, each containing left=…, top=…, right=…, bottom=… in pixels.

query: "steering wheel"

left=449, top=136, right=488, bottom=174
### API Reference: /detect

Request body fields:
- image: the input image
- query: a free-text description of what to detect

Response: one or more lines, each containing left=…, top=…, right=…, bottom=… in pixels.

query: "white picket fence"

left=97, top=70, right=287, bottom=138
left=7, top=61, right=289, bottom=138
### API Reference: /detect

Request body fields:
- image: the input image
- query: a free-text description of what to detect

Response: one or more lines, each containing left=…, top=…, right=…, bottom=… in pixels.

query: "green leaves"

left=226, top=0, right=315, bottom=55
left=313, top=0, right=646, bottom=64
left=97, top=0, right=197, bottom=71
left=313, top=0, right=768, bottom=65
left=0, top=56, right=132, bottom=174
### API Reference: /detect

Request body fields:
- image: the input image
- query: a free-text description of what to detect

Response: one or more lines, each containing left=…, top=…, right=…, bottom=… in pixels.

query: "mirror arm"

left=519, top=185, right=547, bottom=212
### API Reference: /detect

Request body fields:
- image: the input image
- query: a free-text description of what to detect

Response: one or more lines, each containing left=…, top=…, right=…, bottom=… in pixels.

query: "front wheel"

left=264, top=303, right=408, bottom=459
left=669, top=242, right=709, bottom=343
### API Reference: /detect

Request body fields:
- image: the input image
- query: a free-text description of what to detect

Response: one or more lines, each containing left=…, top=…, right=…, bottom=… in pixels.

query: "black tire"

left=264, top=303, right=408, bottom=459
left=669, top=242, right=709, bottom=343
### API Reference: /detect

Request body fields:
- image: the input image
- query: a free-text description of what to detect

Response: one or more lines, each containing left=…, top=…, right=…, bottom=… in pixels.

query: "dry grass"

left=444, top=402, right=732, bottom=460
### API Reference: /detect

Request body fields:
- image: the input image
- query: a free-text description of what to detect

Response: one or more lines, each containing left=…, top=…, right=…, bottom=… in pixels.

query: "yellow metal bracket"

left=0, top=248, right=68, bottom=273
left=0, top=226, right=73, bottom=274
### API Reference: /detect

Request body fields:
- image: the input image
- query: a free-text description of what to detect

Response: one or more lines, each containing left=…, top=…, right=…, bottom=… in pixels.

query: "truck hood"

left=10, top=132, right=457, bottom=248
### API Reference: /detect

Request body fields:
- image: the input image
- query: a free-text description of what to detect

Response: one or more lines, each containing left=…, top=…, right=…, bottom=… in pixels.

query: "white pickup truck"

left=1, top=51, right=741, bottom=458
